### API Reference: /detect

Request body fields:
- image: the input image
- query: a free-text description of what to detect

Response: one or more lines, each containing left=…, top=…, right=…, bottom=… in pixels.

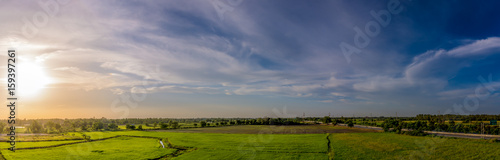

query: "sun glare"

left=18, top=60, right=52, bottom=97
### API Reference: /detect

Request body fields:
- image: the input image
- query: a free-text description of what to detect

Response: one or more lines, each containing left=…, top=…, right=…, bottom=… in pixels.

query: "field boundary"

left=151, top=141, right=197, bottom=160
left=0, top=138, right=84, bottom=142
left=326, top=133, right=334, bottom=160
left=12, top=136, right=121, bottom=150
left=8, top=135, right=166, bottom=150
left=0, top=151, right=5, bottom=160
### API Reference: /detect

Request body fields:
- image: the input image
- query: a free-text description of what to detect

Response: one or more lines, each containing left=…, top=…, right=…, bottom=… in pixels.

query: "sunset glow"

left=18, top=59, right=52, bottom=97
left=0, top=0, right=499, bottom=119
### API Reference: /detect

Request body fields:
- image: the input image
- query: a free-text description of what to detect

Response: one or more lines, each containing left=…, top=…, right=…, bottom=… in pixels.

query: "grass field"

left=0, top=125, right=498, bottom=159
left=0, top=140, right=84, bottom=149
left=3, top=137, right=176, bottom=160
left=0, top=134, right=82, bottom=141
left=160, top=125, right=380, bottom=134
left=328, top=132, right=500, bottom=159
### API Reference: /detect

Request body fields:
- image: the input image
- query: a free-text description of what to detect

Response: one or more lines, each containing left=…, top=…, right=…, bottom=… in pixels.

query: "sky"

left=0, top=0, right=499, bottom=119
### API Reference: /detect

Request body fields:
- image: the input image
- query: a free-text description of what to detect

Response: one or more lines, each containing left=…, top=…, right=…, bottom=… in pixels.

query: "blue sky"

left=1, top=0, right=500, bottom=118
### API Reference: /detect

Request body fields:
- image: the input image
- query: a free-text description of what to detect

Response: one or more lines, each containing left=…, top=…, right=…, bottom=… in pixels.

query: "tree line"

left=2, top=114, right=497, bottom=134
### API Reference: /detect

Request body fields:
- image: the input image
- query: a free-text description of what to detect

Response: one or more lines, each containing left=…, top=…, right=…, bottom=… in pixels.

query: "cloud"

left=353, top=76, right=409, bottom=92
left=2, top=1, right=500, bottom=117
left=351, top=37, right=500, bottom=94
left=318, top=100, right=333, bottom=103
left=144, top=85, right=223, bottom=95
left=448, top=37, right=500, bottom=57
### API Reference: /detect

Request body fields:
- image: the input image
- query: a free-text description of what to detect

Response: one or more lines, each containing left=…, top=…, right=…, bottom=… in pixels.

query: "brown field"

left=152, top=125, right=381, bottom=134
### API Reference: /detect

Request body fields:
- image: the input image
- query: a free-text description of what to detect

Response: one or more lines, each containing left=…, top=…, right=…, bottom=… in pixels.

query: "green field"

left=3, top=137, right=176, bottom=160
left=329, top=133, right=500, bottom=159
left=1, top=125, right=499, bottom=159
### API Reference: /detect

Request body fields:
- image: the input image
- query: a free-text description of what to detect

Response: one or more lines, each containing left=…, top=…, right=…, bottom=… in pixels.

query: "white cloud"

left=319, top=100, right=333, bottom=103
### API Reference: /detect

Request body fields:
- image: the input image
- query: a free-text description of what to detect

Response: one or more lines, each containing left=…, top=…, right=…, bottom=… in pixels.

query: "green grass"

left=0, top=134, right=82, bottom=141
left=2, top=137, right=175, bottom=160
left=329, top=132, right=500, bottom=159
left=69, top=130, right=329, bottom=159
left=81, top=131, right=327, bottom=151
left=2, top=125, right=500, bottom=159
left=117, top=123, right=198, bottom=130
left=174, top=149, right=327, bottom=160
left=162, top=125, right=380, bottom=134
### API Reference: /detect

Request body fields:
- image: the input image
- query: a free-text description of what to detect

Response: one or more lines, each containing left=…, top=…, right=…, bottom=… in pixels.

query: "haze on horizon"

left=1, top=0, right=499, bottom=119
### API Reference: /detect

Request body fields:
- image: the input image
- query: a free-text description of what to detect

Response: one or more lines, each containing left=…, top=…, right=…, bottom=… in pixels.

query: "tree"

left=347, top=120, right=354, bottom=127
left=55, top=124, right=62, bottom=133
left=322, top=116, right=332, bottom=124
left=108, top=123, right=118, bottom=130
left=82, top=134, right=91, bottom=142
left=160, top=122, right=168, bottom=129
left=193, top=123, right=198, bottom=127
left=29, top=120, right=44, bottom=133
left=200, top=121, right=207, bottom=127
left=138, top=125, right=143, bottom=130
left=81, top=125, right=88, bottom=131
left=331, top=119, right=338, bottom=126
left=45, top=121, right=56, bottom=132
left=171, top=122, right=180, bottom=129
left=0, top=122, right=6, bottom=133
left=126, top=124, right=136, bottom=130
left=103, top=123, right=109, bottom=130
left=92, top=122, right=104, bottom=131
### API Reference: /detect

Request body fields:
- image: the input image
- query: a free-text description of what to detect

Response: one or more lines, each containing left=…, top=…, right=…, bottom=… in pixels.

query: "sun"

left=17, top=60, right=52, bottom=97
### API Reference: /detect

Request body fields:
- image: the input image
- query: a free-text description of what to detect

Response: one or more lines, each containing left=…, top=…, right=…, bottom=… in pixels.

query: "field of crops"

left=1, top=125, right=499, bottom=159
left=328, top=133, right=500, bottom=159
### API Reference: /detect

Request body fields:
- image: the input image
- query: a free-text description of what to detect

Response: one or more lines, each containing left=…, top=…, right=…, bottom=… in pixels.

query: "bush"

left=108, top=123, right=118, bottom=130
left=346, top=120, right=354, bottom=127
left=82, top=134, right=91, bottom=141
left=160, top=123, right=168, bottom=129
left=332, top=120, right=338, bottom=126
left=126, top=124, right=136, bottom=130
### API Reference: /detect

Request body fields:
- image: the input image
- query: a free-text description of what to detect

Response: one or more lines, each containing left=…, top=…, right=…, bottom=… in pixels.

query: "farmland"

left=1, top=125, right=499, bottom=159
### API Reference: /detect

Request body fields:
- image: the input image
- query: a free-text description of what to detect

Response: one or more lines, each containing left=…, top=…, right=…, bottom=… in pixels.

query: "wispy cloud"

left=1, top=0, right=499, bottom=118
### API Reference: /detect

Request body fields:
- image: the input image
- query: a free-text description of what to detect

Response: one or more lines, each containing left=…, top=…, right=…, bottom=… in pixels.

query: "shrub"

left=347, top=120, right=354, bottom=127
left=108, top=123, right=118, bottom=130
left=126, top=124, right=136, bottom=130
